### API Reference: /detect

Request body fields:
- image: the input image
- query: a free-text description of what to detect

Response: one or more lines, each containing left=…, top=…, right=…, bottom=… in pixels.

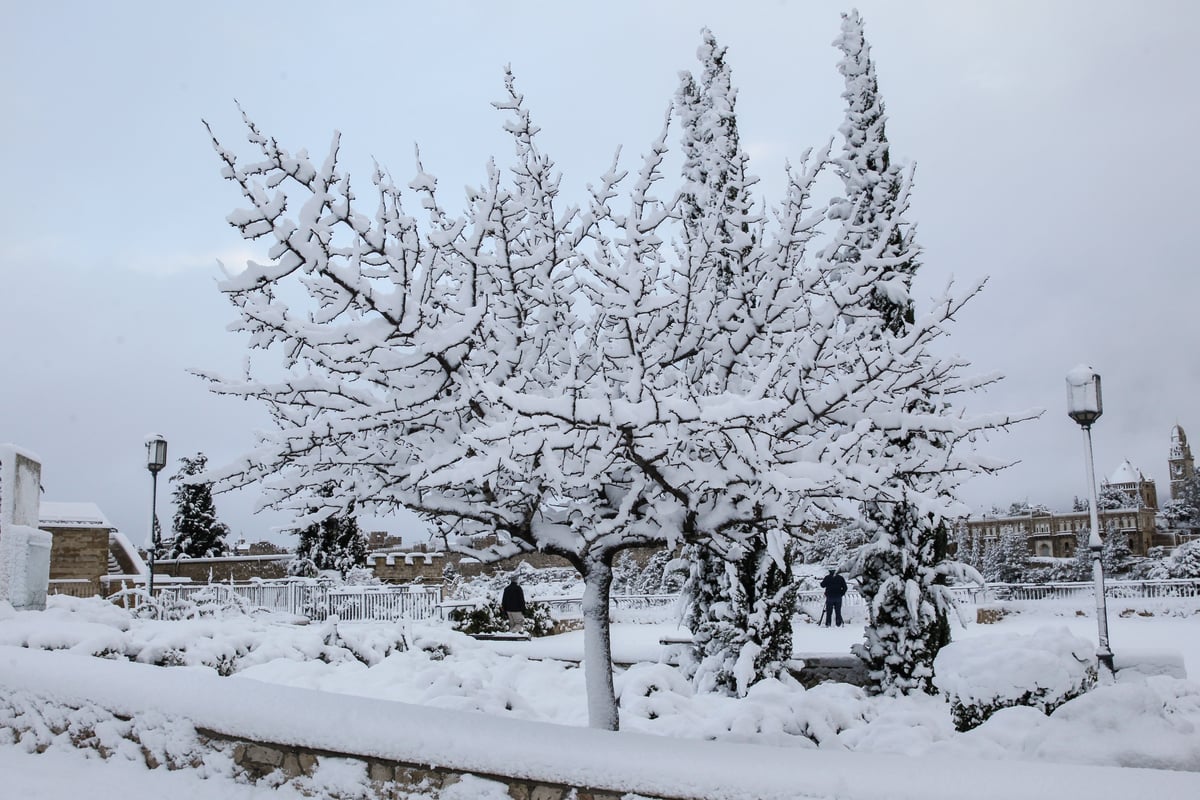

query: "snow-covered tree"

left=829, top=10, right=915, bottom=337
left=610, top=551, right=643, bottom=595
left=952, top=522, right=982, bottom=573
left=801, top=520, right=869, bottom=566
left=1072, top=528, right=1096, bottom=580
left=979, top=538, right=1001, bottom=582
left=833, top=10, right=985, bottom=696
left=167, top=453, right=228, bottom=559
left=683, top=531, right=799, bottom=696
left=676, top=30, right=758, bottom=295
left=1165, top=539, right=1200, bottom=578
left=673, top=31, right=800, bottom=696
left=850, top=497, right=962, bottom=695
left=995, top=528, right=1028, bottom=583
left=633, top=550, right=687, bottom=595
left=1164, top=473, right=1200, bottom=530
left=972, top=526, right=1027, bottom=584
left=290, top=484, right=367, bottom=578
left=1097, top=485, right=1135, bottom=510
left=1101, top=521, right=1132, bottom=575
left=1163, top=499, right=1198, bottom=526
left=202, top=27, right=1021, bottom=728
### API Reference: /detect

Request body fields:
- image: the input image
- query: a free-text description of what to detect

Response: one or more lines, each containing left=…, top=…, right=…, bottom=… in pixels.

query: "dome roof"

left=1171, top=424, right=1188, bottom=446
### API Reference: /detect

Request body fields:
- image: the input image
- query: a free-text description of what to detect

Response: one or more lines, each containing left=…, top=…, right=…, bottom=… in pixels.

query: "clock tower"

left=1168, top=424, right=1195, bottom=500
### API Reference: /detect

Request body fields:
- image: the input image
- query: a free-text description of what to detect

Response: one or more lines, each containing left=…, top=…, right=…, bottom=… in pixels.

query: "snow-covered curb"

left=2, top=646, right=1198, bottom=800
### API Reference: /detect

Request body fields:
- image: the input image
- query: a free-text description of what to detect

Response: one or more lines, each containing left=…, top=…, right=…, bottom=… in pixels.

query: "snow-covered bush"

left=445, top=601, right=554, bottom=637
left=164, top=585, right=255, bottom=620
left=317, top=619, right=409, bottom=666
left=933, top=627, right=1097, bottom=731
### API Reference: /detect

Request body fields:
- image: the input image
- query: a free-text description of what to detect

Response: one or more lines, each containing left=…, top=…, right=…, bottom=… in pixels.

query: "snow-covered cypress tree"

left=676, top=29, right=758, bottom=296
left=684, top=532, right=798, bottom=696
left=674, top=31, right=799, bottom=696
left=831, top=9, right=916, bottom=336
left=291, top=484, right=366, bottom=578
left=1101, top=521, right=1132, bottom=574
left=835, top=11, right=981, bottom=695
left=850, top=495, right=963, bottom=695
left=167, top=453, right=228, bottom=558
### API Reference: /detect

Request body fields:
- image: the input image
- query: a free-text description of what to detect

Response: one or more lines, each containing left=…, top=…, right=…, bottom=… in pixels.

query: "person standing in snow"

left=500, top=576, right=527, bottom=633
left=820, top=568, right=848, bottom=627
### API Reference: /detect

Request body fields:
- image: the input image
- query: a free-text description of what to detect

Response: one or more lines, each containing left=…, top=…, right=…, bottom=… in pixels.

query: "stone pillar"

left=0, top=444, right=54, bottom=610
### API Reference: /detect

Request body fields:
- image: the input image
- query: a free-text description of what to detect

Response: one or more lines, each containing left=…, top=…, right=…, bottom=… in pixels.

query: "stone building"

left=964, top=504, right=1157, bottom=559
left=964, top=460, right=1160, bottom=559
left=39, top=502, right=145, bottom=598
left=1106, top=459, right=1158, bottom=510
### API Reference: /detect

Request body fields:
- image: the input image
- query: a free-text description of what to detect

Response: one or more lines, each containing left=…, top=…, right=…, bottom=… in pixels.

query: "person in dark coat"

left=819, top=569, right=848, bottom=627
left=500, top=576, right=527, bottom=633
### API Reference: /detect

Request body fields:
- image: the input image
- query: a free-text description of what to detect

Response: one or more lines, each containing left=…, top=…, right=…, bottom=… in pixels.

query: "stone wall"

left=140, top=543, right=669, bottom=586
left=154, top=555, right=292, bottom=583
left=456, top=550, right=576, bottom=578
left=218, top=732, right=645, bottom=800
left=47, top=526, right=109, bottom=596
left=366, top=552, right=445, bottom=583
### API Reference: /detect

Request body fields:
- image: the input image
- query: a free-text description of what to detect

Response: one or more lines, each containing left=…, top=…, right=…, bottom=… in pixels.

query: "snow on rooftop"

left=38, top=502, right=114, bottom=529
left=1107, top=460, right=1144, bottom=485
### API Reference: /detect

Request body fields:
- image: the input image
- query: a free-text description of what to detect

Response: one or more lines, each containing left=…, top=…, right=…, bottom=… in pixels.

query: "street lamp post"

left=145, top=434, right=168, bottom=601
left=1065, top=366, right=1115, bottom=678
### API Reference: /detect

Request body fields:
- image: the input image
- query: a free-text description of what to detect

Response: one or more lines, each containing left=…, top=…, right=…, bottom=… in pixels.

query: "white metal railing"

left=47, top=578, right=96, bottom=598
left=120, top=577, right=1200, bottom=624
left=147, top=580, right=443, bottom=622
left=989, top=578, right=1200, bottom=601
left=794, top=579, right=1200, bottom=608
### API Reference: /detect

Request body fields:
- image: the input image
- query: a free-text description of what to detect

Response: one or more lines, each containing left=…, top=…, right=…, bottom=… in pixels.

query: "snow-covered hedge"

left=933, top=627, right=1097, bottom=731
left=444, top=601, right=555, bottom=637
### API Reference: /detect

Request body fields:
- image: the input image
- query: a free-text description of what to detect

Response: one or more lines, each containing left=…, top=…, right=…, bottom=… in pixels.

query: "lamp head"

left=145, top=434, right=168, bottom=475
left=1066, top=365, right=1102, bottom=427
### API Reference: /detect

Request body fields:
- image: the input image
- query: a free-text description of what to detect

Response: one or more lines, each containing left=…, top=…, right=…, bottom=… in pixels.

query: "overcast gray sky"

left=2, top=0, right=1197, bottom=547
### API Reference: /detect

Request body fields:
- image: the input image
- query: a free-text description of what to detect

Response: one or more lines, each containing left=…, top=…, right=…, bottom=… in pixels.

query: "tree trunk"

left=581, top=556, right=619, bottom=731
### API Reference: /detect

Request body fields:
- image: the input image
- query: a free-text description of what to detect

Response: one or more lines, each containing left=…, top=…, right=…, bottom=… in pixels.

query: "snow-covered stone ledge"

left=2, top=645, right=1199, bottom=800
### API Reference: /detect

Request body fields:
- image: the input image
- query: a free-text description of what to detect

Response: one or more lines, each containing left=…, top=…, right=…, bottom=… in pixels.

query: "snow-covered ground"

left=2, top=596, right=1199, bottom=799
